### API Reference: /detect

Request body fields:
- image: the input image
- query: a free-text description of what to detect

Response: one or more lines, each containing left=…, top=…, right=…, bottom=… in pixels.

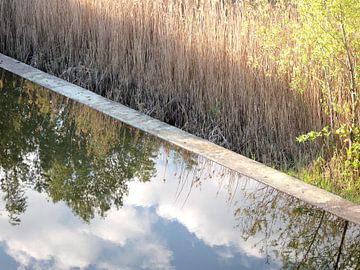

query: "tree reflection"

left=230, top=179, right=360, bottom=269
left=0, top=72, right=158, bottom=223
left=170, top=157, right=360, bottom=269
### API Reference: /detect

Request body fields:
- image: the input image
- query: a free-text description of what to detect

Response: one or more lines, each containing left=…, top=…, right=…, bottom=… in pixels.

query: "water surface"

left=0, top=70, right=359, bottom=269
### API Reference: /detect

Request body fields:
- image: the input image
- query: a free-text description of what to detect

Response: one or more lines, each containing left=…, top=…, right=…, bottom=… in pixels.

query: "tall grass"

left=0, top=0, right=325, bottom=168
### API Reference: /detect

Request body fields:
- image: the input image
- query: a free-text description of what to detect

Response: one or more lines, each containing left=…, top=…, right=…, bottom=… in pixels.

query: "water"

left=0, top=69, right=359, bottom=270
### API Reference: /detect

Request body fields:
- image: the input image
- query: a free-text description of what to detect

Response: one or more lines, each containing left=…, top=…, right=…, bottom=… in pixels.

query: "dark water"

left=0, top=69, right=359, bottom=270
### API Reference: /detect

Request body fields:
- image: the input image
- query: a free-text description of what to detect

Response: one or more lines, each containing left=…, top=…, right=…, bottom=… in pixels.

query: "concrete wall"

left=1, top=53, right=359, bottom=225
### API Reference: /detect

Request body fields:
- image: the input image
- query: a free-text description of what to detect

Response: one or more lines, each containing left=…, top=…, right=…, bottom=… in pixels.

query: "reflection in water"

left=0, top=72, right=157, bottom=223
left=0, top=70, right=360, bottom=269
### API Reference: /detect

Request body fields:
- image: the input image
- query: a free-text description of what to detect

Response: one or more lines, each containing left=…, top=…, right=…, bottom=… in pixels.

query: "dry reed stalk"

left=0, top=0, right=327, bottom=168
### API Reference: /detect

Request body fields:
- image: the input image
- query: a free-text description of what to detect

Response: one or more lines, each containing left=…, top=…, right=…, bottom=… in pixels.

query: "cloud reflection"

left=0, top=190, right=174, bottom=270
left=127, top=153, right=272, bottom=260
left=0, top=148, right=277, bottom=270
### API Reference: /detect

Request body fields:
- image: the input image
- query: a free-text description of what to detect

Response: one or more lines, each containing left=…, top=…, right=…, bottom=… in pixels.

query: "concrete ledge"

left=1, top=53, right=360, bottom=225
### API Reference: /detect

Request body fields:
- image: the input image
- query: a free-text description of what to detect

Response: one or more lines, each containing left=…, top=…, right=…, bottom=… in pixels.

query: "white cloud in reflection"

left=126, top=156, right=265, bottom=259
left=0, top=150, right=276, bottom=269
left=0, top=190, right=174, bottom=270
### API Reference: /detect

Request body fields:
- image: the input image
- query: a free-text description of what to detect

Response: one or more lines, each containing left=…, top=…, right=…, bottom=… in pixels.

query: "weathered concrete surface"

left=1, top=53, right=360, bottom=225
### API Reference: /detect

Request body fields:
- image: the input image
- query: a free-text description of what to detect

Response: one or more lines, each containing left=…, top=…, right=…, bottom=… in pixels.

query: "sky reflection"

left=0, top=149, right=279, bottom=269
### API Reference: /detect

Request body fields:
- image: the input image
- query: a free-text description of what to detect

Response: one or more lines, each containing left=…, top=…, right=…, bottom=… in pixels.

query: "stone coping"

left=1, top=53, right=360, bottom=225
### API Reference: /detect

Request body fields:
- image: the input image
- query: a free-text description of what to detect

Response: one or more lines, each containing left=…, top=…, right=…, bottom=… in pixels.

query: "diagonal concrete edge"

left=1, top=53, right=360, bottom=225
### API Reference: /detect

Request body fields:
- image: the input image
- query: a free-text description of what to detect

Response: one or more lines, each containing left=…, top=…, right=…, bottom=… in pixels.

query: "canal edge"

left=1, top=53, right=360, bottom=225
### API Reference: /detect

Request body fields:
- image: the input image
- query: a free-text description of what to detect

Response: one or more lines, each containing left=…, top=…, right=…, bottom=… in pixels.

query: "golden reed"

left=0, top=0, right=326, bottom=168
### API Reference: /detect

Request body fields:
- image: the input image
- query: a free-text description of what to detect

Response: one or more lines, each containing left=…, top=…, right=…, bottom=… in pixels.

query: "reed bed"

left=0, top=0, right=325, bottom=168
